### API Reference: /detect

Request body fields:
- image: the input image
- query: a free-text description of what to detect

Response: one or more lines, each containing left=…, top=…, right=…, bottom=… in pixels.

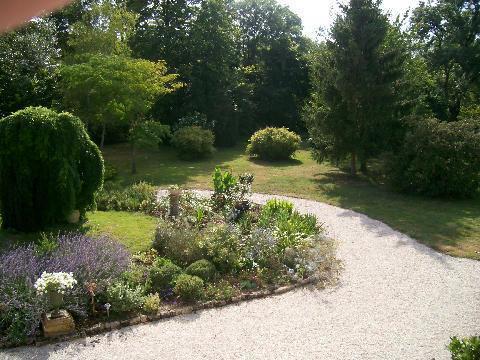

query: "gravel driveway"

left=3, top=192, right=479, bottom=360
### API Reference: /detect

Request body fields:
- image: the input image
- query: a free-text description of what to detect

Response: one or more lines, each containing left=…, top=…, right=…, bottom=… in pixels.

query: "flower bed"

left=0, top=168, right=338, bottom=348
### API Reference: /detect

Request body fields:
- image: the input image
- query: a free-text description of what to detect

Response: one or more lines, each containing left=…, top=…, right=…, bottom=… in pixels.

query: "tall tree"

left=189, top=0, right=239, bottom=146
left=234, top=0, right=309, bottom=133
left=412, top=0, right=480, bottom=121
left=0, top=20, right=59, bottom=117
left=304, top=0, right=404, bottom=175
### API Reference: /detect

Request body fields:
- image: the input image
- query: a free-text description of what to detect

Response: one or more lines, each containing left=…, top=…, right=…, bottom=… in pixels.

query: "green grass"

left=0, top=211, right=157, bottom=254
left=103, top=143, right=480, bottom=260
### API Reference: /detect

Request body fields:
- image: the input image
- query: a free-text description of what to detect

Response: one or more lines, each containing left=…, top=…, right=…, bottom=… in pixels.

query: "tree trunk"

left=100, top=123, right=106, bottom=150
left=360, top=158, right=368, bottom=174
left=350, top=152, right=357, bottom=176
left=130, top=143, right=137, bottom=175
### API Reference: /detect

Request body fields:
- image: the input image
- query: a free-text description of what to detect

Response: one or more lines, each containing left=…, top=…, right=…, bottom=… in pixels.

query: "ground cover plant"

left=0, top=168, right=337, bottom=346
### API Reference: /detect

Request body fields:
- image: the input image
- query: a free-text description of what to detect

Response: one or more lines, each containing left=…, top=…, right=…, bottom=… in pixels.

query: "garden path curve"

left=3, top=191, right=480, bottom=360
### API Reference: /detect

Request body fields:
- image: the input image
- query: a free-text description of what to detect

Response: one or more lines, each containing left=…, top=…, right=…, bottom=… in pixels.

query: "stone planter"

left=169, top=189, right=181, bottom=217
left=42, top=310, right=75, bottom=338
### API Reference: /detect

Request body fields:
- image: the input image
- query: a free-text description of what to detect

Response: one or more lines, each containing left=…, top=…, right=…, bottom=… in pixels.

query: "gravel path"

left=3, top=192, right=480, bottom=360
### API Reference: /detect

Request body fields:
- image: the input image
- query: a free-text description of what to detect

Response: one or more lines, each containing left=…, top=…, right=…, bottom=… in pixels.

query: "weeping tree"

left=0, top=107, right=104, bottom=232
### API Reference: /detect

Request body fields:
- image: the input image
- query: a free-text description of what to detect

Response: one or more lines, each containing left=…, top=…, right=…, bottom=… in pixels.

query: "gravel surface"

left=3, top=192, right=480, bottom=360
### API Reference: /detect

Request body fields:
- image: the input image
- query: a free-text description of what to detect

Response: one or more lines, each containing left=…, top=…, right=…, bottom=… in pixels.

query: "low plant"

left=147, top=258, right=183, bottom=294
left=448, top=336, right=480, bottom=360
left=105, top=282, right=145, bottom=313
left=34, top=272, right=77, bottom=296
left=202, top=224, right=244, bottom=274
left=172, top=126, right=215, bottom=160
left=205, top=280, right=239, bottom=302
left=246, top=127, right=301, bottom=161
left=185, top=259, right=217, bottom=283
left=211, top=168, right=254, bottom=212
left=152, top=218, right=204, bottom=266
left=173, top=274, right=205, bottom=302
left=143, top=293, right=161, bottom=314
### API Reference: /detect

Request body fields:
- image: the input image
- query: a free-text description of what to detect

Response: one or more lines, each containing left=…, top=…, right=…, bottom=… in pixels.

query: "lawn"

left=0, top=211, right=157, bottom=254
left=103, top=143, right=480, bottom=260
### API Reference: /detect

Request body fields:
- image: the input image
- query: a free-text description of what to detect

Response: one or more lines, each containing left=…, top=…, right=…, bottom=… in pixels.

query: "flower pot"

left=169, top=189, right=181, bottom=217
left=67, top=210, right=80, bottom=224
left=47, top=291, right=64, bottom=318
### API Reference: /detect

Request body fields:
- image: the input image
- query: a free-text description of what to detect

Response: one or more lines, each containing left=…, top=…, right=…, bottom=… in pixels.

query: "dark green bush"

left=172, top=126, right=215, bottom=160
left=173, top=274, right=205, bottom=302
left=147, top=258, right=183, bottom=293
left=0, top=107, right=104, bottom=231
left=388, top=118, right=480, bottom=198
left=448, top=336, right=480, bottom=360
left=246, top=127, right=301, bottom=161
left=152, top=218, right=204, bottom=265
left=185, top=259, right=217, bottom=282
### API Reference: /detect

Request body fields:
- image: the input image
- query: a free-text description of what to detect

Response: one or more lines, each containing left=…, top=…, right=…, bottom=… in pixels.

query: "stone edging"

left=0, top=276, right=318, bottom=350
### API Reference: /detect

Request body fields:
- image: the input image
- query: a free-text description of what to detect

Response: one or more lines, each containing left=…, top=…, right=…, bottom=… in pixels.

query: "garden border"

left=0, top=276, right=318, bottom=350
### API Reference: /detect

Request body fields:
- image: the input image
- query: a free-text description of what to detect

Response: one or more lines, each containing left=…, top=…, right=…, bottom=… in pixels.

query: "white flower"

left=34, top=272, right=77, bottom=295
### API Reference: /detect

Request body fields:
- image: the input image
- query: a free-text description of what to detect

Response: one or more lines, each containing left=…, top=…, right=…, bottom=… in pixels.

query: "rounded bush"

left=0, top=107, right=104, bottom=231
left=147, top=258, right=183, bottom=293
left=172, top=126, right=215, bottom=160
left=185, top=259, right=217, bottom=282
left=388, top=118, right=480, bottom=198
left=173, top=274, right=205, bottom=302
left=246, top=127, right=301, bottom=161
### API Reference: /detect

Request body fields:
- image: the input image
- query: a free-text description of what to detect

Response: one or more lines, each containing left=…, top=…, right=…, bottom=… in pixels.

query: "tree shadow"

left=248, top=157, right=303, bottom=167
left=311, top=169, right=480, bottom=260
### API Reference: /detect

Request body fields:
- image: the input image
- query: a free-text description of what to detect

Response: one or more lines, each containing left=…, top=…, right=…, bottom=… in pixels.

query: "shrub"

left=172, top=126, right=215, bottom=160
left=212, top=167, right=254, bottom=211
left=96, top=182, right=162, bottom=215
left=185, top=259, right=217, bottom=282
left=152, top=218, right=204, bottom=265
left=388, top=118, right=480, bottom=198
left=202, top=224, right=243, bottom=273
left=147, top=258, right=182, bottom=293
left=246, top=127, right=301, bottom=161
left=448, top=336, right=480, bottom=360
left=105, top=282, right=145, bottom=313
left=143, top=293, right=161, bottom=314
left=0, top=107, right=104, bottom=231
left=205, top=280, right=239, bottom=302
left=173, top=274, right=205, bottom=302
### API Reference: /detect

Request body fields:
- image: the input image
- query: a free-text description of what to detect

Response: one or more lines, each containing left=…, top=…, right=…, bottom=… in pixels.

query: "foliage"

left=96, top=182, right=163, bottom=215
left=0, top=107, right=104, bottom=231
left=152, top=218, right=204, bottom=266
left=147, top=258, right=183, bottom=294
left=205, top=280, right=239, bottom=302
left=246, top=127, right=301, bottom=160
left=202, top=224, right=243, bottom=273
left=105, top=281, right=145, bottom=313
left=172, top=112, right=214, bottom=132
left=185, top=259, right=217, bottom=283
left=60, top=54, right=180, bottom=172
left=212, top=167, right=254, bottom=211
left=411, top=0, right=480, bottom=121
left=173, top=274, right=205, bottom=302
left=189, top=0, right=239, bottom=146
left=448, top=336, right=480, bottom=360
left=388, top=118, right=480, bottom=198
left=143, top=293, right=161, bottom=314
left=304, top=0, right=405, bottom=174
left=0, top=20, right=59, bottom=118
left=172, top=126, right=215, bottom=160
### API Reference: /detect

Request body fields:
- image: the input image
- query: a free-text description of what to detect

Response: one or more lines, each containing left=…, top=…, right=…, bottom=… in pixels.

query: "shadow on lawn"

left=311, top=169, right=480, bottom=260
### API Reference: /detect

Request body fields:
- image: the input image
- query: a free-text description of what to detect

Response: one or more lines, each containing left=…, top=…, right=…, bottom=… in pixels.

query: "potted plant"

left=168, top=185, right=182, bottom=217
left=35, top=272, right=77, bottom=318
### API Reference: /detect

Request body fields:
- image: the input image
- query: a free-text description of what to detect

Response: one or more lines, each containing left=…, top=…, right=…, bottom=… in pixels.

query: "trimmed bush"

left=388, top=118, right=480, bottom=198
left=147, top=258, right=183, bottom=293
left=246, top=127, right=301, bottom=161
left=172, top=125, right=215, bottom=160
left=185, top=259, right=217, bottom=282
left=0, top=107, right=104, bottom=231
left=173, top=274, right=205, bottom=302
left=105, top=282, right=145, bottom=313
left=143, top=293, right=161, bottom=314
